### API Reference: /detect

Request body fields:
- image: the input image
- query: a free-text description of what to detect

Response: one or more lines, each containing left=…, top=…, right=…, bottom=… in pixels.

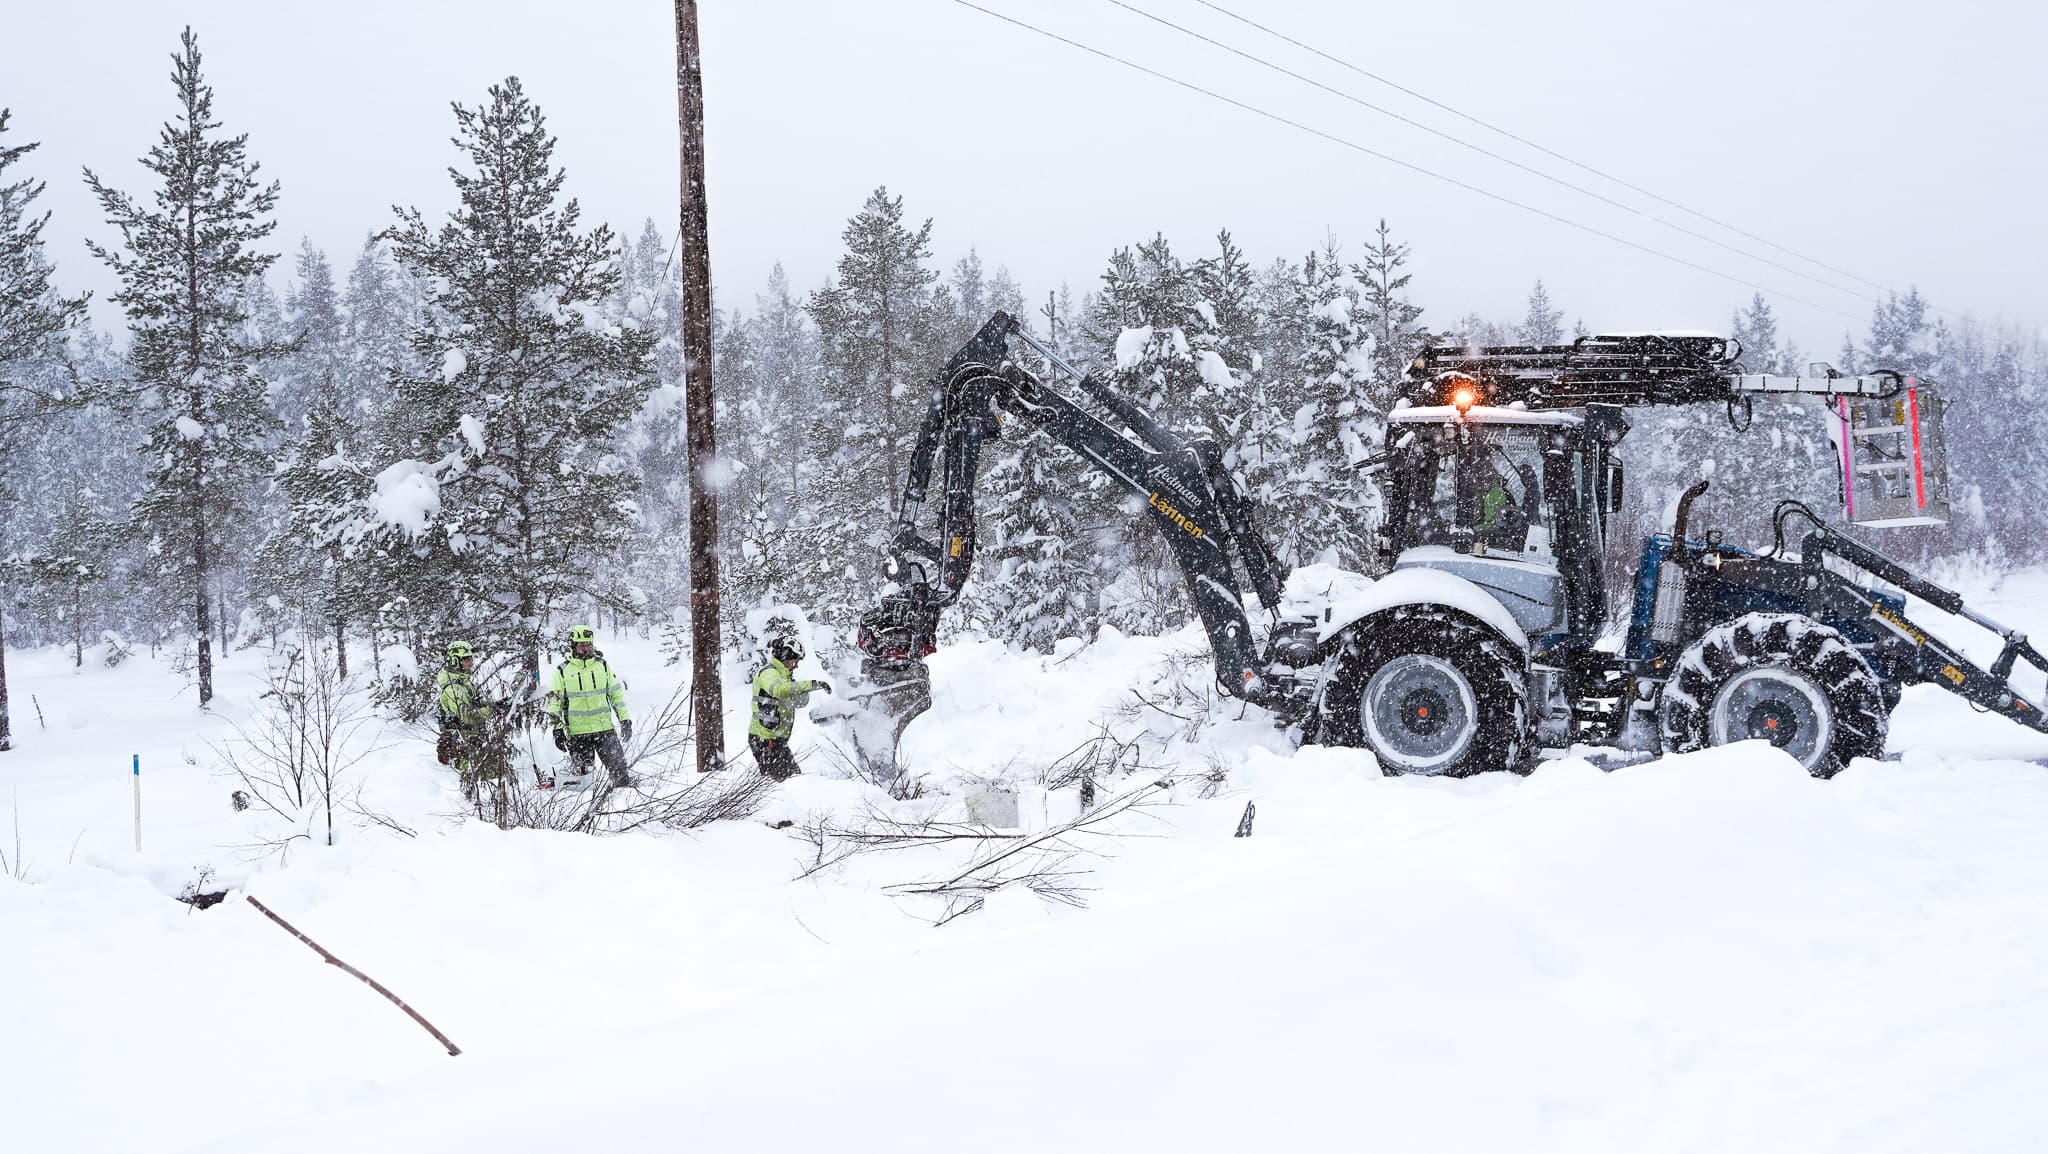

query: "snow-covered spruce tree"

left=378, top=76, right=656, bottom=682
left=952, top=248, right=986, bottom=329
left=809, top=187, right=939, bottom=524
left=82, top=28, right=285, bottom=706
left=1, top=108, right=90, bottom=749
left=341, top=234, right=416, bottom=407
left=612, top=220, right=691, bottom=636
left=716, top=265, right=836, bottom=647
left=1258, top=242, right=1377, bottom=569
left=707, top=306, right=762, bottom=646
left=0, top=108, right=89, bottom=427
left=1186, top=230, right=1261, bottom=449
left=1516, top=279, right=1565, bottom=345
left=274, top=240, right=345, bottom=433
left=252, top=374, right=371, bottom=676
left=969, top=421, right=1100, bottom=651
left=1730, top=292, right=1790, bottom=374
left=1352, top=219, right=1432, bottom=415
left=805, top=188, right=941, bottom=630
left=1945, top=325, right=2048, bottom=557
left=1932, top=319, right=2006, bottom=554
left=1086, top=234, right=1202, bottom=430
left=620, top=219, right=688, bottom=557
left=13, top=327, right=154, bottom=655
left=14, top=484, right=119, bottom=668
left=986, top=264, right=1027, bottom=327
left=1446, top=311, right=1511, bottom=347
left=1076, top=236, right=1207, bottom=636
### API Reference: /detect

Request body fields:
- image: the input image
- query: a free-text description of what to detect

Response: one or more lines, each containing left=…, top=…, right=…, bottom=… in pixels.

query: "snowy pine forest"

left=3, top=31, right=2046, bottom=724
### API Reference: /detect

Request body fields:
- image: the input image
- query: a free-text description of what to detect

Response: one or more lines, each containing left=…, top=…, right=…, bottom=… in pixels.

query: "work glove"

left=618, top=720, right=634, bottom=745
left=551, top=728, right=568, bottom=752
left=811, top=680, right=833, bottom=695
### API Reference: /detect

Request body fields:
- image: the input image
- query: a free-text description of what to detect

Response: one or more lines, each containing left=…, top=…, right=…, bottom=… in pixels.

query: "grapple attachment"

left=837, top=589, right=941, bottom=778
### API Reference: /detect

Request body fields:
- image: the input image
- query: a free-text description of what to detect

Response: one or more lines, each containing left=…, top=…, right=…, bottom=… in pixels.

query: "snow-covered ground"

left=6, top=573, right=2048, bottom=1152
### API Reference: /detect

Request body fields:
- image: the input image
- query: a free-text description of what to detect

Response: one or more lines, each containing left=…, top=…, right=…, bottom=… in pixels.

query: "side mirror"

left=1606, top=462, right=1624, bottom=514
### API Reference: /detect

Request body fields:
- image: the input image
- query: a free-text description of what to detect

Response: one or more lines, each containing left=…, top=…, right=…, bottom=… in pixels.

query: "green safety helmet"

left=568, top=625, right=596, bottom=645
left=445, top=639, right=475, bottom=669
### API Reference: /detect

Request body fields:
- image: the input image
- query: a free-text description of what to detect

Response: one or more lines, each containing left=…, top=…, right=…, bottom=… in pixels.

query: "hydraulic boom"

left=849, top=312, right=1319, bottom=761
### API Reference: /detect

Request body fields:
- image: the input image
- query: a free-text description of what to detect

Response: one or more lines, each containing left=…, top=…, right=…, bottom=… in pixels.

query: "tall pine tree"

left=808, top=187, right=939, bottom=522
left=2, top=108, right=92, bottom=749
left=83, top=28, right=283, bottom=705
left=378, top=76, right=656, bottom=679
left=0, top=108, right=88, bottom=423
left=1516, top=279, right=1564, bottom=345
left=1353, top=219, right=1431, bottom=415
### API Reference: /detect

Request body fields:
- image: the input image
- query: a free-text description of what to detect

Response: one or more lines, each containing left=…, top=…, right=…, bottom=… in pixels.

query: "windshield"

left=1386, top=424, right=1562, bottom=562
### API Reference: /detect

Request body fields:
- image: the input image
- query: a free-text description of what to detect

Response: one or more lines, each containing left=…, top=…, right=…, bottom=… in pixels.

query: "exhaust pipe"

left=1672, top=480, right=1710, bottom=554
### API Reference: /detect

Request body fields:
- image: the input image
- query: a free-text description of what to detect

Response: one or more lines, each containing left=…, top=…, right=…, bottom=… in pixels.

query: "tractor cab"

left=1379, top=383, right=1628, bottom=654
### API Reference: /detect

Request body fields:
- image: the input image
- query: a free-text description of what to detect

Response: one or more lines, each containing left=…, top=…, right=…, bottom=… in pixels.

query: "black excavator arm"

left=852, top=312, right=1298, bottom=735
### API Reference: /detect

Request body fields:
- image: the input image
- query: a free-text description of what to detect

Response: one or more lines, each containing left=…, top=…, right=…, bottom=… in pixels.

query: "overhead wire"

left=943, top=0, right=1869, bottom=323
left=1195, top=0, right=1950, bottom=317
left=1103, top=0, right=1878, bottom=309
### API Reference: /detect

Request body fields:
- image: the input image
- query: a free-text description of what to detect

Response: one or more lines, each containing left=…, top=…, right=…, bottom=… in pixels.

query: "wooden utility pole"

left=675, top=0, right=724, bottom=773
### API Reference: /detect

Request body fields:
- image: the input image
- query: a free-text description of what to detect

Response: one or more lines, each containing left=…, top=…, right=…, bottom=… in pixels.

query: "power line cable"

left=1104, top=0, right=1876, bottom=308
left=943, top=0, right=1868, bottom=323
left=1195, top=0, right=1904, bottom=303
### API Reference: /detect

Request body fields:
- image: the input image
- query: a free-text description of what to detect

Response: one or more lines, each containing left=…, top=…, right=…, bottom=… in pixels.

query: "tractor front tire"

left=1659, top=612, right=1888, bottom=778
left=1320, top=608, right=1532, bottom=777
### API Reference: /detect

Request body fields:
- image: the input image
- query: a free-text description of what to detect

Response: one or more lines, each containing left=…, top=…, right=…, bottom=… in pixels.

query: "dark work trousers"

left=567, top=729, right=630, bottom=786
left=749, top=734, right=801, bottom=781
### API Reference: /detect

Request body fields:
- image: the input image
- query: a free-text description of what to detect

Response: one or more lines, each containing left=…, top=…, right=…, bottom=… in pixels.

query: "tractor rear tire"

left=1320, top=607, right=1533, bottom=777
left=1659, top=612, right=1887, bottom=778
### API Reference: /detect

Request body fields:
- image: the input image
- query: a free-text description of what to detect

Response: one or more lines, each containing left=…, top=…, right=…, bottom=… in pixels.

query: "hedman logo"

left=1151, top=467, right=1200, bottom=504
left=1148, top=492, right=1205, bottom=539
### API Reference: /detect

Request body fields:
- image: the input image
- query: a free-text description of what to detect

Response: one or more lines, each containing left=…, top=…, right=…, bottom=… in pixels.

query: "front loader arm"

left=1799, top=526, right=2048, bottom=734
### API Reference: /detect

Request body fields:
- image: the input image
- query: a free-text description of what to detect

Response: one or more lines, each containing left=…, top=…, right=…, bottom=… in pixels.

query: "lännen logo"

left=1148, top=492, right=1206, bottom=540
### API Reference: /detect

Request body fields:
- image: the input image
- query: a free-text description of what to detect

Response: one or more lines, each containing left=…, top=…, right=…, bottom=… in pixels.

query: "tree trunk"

left=334, top=617, right=348, bottom=680
left=73, top=585, right=83, bottom=668
left=0, top=602, right=13, bottom=752
left=188, top=190, right=212, bottom=708
left=196, top=574, right=213, bottom=707
left=677, top=0, right=725, bottom=775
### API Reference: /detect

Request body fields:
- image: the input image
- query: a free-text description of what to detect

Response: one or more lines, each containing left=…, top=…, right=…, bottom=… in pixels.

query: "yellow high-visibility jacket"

left=548, top=653, right=629, bottom=737
left=748, top=657, right=818, bottom=741
left=437, top=668, right=488, bottom=731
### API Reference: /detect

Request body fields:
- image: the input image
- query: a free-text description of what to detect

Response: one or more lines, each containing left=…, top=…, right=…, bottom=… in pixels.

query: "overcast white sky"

left=10, top=0, right=2044, bottom=354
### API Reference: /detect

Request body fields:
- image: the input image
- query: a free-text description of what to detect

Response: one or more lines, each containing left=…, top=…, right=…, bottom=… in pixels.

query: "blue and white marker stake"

left=132, top=754, right=141, bottom=852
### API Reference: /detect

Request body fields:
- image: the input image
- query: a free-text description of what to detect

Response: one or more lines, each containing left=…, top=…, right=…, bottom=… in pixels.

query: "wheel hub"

left=1710, top=667, right=1833, bottom=770
left=1744, top=700, right=1799, bottom=745
left=1399, top=688, right=1450, bottom=736
left=1362, top=654, right=1478, bottom=774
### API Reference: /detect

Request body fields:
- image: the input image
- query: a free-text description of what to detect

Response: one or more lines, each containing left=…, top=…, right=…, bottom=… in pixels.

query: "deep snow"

left=4, top=572, right=2048, bottom=1152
